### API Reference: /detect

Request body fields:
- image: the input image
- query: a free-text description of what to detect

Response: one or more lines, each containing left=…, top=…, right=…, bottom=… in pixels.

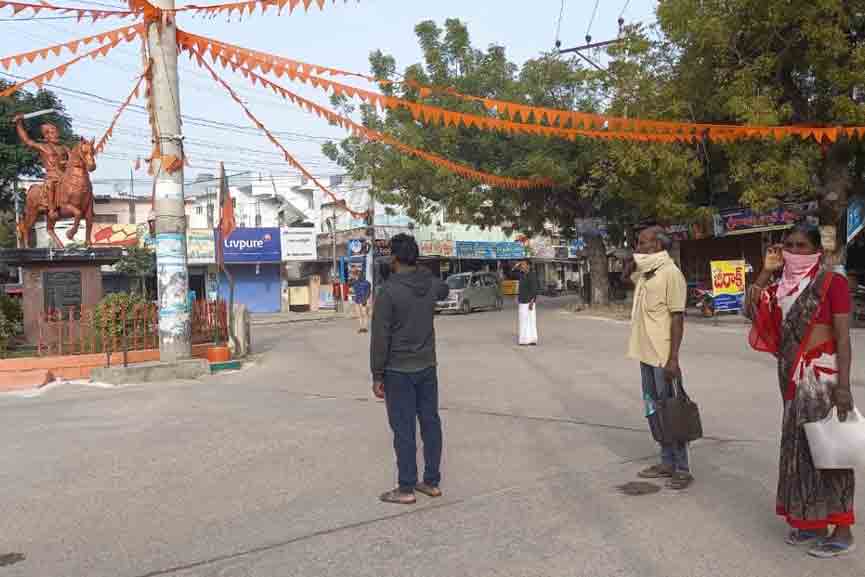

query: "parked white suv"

left=436, top=272, right=503, bottom=314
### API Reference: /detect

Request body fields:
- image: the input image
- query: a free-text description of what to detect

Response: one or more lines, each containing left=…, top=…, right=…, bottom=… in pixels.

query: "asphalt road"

left=1, top=299, right=864, bottom=577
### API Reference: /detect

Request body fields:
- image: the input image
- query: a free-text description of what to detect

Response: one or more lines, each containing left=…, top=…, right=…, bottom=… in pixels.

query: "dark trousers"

left=384, top=367, right=443, bottom=494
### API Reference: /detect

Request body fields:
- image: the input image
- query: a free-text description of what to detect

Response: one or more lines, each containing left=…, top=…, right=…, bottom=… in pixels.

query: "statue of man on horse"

left=14, top=111, right=97, bottom=249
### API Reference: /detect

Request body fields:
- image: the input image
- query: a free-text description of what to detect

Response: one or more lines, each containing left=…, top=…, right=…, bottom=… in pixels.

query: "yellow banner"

left=709, top=260, right=746, bottom=312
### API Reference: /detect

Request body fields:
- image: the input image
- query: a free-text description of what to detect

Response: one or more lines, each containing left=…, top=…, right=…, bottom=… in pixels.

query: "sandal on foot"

left=379, top=489, right=416, bottom=504
left=808, top=541, right=856, bottom=558
left=638, top=464, right=674, bottom=479
left=415, top=483, right=442, bottom=498
left=785, top=529, right=824, bottom=547
left=666, top=472, right=694, bottom=490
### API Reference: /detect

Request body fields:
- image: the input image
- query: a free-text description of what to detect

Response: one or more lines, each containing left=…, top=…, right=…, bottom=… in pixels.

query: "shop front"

left=187, top=228, right=215, bottom=302
left=679, top=203, right=816, bottom=288
left=219, top=227, right=282, bottom=313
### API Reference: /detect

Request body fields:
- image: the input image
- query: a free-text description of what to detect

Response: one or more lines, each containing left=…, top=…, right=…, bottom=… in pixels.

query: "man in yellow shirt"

left=627, top=226, right=692, bottom=489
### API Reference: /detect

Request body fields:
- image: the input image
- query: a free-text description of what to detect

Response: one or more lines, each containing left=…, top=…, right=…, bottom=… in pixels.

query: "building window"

left=329, top=175, right=343, bottom=187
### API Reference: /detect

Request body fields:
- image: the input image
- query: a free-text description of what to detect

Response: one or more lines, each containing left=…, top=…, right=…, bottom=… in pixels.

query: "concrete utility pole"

left=147, top=0, right=191, bottom=361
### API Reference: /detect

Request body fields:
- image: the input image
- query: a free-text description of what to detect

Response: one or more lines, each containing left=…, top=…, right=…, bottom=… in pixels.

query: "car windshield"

left=447, top=275, right=469, bottom=290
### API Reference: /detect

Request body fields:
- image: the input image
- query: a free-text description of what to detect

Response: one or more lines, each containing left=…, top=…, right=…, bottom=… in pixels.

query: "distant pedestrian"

left=351, top=269, right=371, bottom=334
left=515, top=261, right=539, bottom=345
left=628, top=226, right=692, bottom=489
left=371, top=234, right=450, bottom=504
left=747, top=223, right=856, bottom=558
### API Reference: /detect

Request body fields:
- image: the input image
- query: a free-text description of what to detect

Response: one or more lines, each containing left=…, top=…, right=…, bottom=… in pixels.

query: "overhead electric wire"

left=586, top=0, right=601, bottom=39
left=554, top=0, right=565, bottom=46
left=0, top=71, right=336, bottom=143
left=619, top=0, right=632, bottom=19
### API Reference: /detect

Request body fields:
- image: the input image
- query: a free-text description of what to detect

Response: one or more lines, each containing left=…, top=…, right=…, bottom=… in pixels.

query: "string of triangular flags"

left=174, top=30, right=864, bottom=144
left=95, top=64, right=150, bottom=154
left=0, top=1, right=134, bottom=21
left=183, top=44, right=554, bottom=190
left=171, top=0, right=355, bottom=19
left=189, top=49, right=371, bottom=218
left=0, top=24, right=144, bottom=71
left=0, top=33, right=139, bottom=97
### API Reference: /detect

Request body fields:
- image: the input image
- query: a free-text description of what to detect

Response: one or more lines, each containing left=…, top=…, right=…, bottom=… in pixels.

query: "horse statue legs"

left=15, top=183, right=65, bottom=249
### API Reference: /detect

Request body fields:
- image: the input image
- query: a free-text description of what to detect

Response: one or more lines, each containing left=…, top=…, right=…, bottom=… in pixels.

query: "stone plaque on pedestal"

left=0, top=248, right=122, bottom=344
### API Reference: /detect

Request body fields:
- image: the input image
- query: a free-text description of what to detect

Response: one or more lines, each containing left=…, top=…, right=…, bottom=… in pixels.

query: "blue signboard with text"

left=848, top=197, right=865, bottom=243
left=455, top=241, right=525, bottom=260
left=222, top=227, right=282, bottom=263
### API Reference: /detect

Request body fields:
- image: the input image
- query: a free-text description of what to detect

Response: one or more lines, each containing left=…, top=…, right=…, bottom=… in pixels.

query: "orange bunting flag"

left=184, top=45, right=554, bottom=191
left=189, top=50, right=370, bottom=218
left=95, top=66, right=149, bottom=155
left=0, top=1, right=134, bottom=20
left=0, top=34, right=136, bottom=98
left=171, top=0, right=354, bottom=19
left=174, top=31, right=865, bottom=148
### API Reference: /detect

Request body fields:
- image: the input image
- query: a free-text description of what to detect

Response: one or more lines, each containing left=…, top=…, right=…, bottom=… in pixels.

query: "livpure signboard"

left=223, top=227, right=282, bottom=263
left=280, top=227, right=317, bottom=261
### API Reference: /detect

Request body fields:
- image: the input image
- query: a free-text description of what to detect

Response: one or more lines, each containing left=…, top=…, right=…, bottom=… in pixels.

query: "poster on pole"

left=710, top=260, right=746, bottom=313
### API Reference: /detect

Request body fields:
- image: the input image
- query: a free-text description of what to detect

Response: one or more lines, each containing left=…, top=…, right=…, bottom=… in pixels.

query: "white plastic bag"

left=804, top=407, right=865, bottom=470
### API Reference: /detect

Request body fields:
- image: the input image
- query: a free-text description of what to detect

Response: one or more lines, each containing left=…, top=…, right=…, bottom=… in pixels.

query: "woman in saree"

left=747, top=223, right=856, bottom=558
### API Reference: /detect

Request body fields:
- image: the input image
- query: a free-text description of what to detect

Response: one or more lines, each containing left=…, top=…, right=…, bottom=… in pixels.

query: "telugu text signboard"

left=187, top=229, right=215, bottom=264
left=454, top=241, right=525, bottom=260
left=223, top=227, right=282, bottom=263
left=710, top=260, right=746, bottom=313
left=280, top=227, right=317, bottom=261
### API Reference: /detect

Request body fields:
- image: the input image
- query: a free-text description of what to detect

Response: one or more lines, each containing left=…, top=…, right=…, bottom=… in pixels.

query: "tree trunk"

left=819, top=142, right=852, bottom=269
left=587, top=234, right=609, bottom=306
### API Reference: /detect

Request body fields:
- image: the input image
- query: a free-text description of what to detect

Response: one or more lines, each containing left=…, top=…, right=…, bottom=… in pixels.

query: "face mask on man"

left=633, top=251, right=669, bottom=273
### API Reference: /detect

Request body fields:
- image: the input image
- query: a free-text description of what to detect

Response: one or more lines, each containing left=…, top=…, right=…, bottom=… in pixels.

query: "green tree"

left=653, top=0, right=865, bottom=263
left=115, top=245, right=155, bottom=296
left=0, top=82, right=78, bottom=214
left=323, top=19, right=708, bottom=304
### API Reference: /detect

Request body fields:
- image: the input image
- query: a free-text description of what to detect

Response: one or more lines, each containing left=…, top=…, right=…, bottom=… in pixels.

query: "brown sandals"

left=415, top=483, right=443, bottom=498
left=379, top=489, right=416, bottom=504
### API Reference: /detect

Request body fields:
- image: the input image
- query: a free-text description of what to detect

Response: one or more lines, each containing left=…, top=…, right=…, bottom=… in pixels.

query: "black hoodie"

left=370, top=267, right=449, bottom=380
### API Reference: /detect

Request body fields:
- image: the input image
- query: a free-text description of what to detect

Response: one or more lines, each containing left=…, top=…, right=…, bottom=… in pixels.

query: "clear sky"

left=2, top=0, right=656, bottom=191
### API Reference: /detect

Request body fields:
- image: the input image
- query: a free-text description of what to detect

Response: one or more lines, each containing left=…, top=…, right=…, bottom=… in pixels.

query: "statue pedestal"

left=0, top=248, right=123, bottom=345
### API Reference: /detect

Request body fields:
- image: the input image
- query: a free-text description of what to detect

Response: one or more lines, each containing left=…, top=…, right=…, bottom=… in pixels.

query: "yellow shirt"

left=628, top=260, right=687, bottom=367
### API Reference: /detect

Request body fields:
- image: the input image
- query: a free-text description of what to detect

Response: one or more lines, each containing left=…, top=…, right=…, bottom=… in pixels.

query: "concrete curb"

left=251, top=314, right=350, bottom=327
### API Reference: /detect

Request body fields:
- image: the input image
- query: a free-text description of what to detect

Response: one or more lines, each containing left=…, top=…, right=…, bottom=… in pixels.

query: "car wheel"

left=461, top=301, right=471, bottom=315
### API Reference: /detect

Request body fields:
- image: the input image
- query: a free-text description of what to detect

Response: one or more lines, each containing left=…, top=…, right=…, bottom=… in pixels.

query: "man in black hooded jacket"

left=371, top=234, right=449, bottom=504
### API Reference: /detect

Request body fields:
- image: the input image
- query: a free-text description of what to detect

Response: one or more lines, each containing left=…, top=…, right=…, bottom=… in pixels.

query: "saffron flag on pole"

left=216, top=162, right=236, bottom=271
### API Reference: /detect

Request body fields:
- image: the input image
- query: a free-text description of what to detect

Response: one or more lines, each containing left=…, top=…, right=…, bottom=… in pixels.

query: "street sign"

left=848, top=197, right=864, bottom=244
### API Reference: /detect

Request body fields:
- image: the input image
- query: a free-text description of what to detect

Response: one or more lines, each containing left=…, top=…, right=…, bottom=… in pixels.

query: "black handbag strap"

left=670, top=377, right=691, bottom=402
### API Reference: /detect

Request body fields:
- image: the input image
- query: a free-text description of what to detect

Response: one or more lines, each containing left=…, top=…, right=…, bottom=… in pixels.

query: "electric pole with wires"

left=147, top=0, right=191, bottom=361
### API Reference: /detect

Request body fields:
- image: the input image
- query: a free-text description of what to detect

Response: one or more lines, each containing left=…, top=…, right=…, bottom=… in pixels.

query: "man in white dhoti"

left=516, top=261, right=539, bottom=345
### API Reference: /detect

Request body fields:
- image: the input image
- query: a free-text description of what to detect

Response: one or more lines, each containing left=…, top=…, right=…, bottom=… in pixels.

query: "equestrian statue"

left=14, top=111, right=97, bottom=249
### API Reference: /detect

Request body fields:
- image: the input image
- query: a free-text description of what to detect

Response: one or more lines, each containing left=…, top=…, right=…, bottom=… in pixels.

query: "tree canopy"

left=323, top=5, right=865, bottom=247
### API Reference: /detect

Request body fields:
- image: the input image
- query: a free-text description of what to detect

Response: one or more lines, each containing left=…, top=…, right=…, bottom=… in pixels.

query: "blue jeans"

left=640, top=363, right=690, bottom=473
left=384, top=367, right=443, bottom=494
